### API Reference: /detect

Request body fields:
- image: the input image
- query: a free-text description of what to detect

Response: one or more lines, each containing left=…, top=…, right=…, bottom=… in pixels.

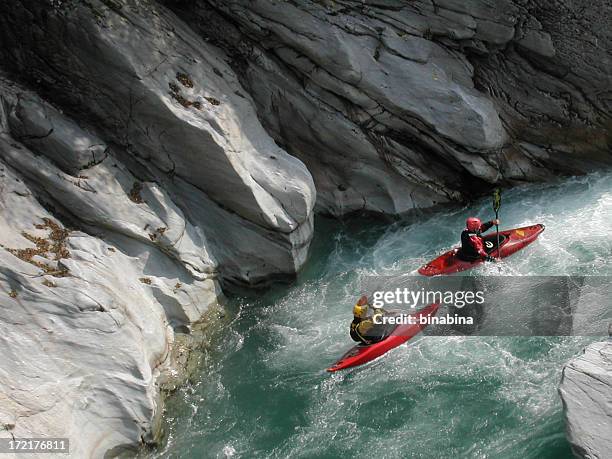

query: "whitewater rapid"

left=148, top=172, right=611, bottom=459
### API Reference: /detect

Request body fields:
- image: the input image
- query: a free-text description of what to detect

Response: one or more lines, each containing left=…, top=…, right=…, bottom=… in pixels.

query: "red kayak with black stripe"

left=418, top=224, right=545, bottom=277
left=327, top=303, right=439, bottom=372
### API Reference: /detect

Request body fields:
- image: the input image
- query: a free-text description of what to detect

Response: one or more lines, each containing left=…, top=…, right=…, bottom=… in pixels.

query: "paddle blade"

left=493, top=188, right=502, bottom=213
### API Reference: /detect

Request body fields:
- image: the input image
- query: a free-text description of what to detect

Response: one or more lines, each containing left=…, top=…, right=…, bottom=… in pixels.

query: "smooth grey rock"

left=169, top=0, right=612, bottom=215
left=0, top=83, right=217, bottom=280
left=0, top=160, right=219, bottom=457
left=9, top=93, right=108, bottom=175
left=516, top=28, right=556, bottom=58
left=560, top=341, right=612, bottom=458
left=0, top=0, right=316, bottom=282
left=0, top=134, right=217, bottom=280
left=210, top=0, right=506, bottom=150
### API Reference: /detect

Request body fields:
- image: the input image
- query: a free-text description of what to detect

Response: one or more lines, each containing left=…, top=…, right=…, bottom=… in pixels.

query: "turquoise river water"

left=148, top=172, right=611, bottom=459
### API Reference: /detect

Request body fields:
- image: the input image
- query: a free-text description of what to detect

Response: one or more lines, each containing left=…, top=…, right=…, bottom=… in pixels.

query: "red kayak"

left=418, top=224, right=545, bottom=276
left=327, top=303, right=439, bottom=372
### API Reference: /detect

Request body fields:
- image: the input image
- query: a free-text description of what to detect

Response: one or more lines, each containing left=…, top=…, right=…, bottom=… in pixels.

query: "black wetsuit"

left=457, top=221, right=495, bottom=261
left=350, top=310, right=395, bottom=345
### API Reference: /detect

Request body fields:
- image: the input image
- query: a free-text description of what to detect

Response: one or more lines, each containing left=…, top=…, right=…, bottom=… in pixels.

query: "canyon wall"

left=0, top=0, right=610, bottom=456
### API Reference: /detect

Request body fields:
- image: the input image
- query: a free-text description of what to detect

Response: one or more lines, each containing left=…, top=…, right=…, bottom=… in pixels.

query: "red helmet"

left=466, top=217, right=481, bottom=231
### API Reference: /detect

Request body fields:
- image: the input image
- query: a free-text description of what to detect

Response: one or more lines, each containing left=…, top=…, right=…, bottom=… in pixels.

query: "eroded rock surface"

left=0, top=1, right=317, bottom=456
left=0, top=157, right=221, bottom=456
left=169, top=0, right=611, bottom=215
left=0, top=0, right=316, bottom=284
left=560, top=341, right=612, bottom=459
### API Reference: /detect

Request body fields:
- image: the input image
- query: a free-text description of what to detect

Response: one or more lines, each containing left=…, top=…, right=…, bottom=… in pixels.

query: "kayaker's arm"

left=468, top=234, right=488, bottom=259
left=470, top=236, right=497, bottom=262
left=480, top=219, right=499, bottom=233
left=351, top=319, right=374, bottom=344
left=357, top=319, right=373, bottom=333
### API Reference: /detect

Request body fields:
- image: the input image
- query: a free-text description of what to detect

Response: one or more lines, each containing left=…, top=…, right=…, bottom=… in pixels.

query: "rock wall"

left=559, top=341, right=612, bottom=458
left=0, top=0, right=315, bottom=456
left=0, top=155, right=221, bottom=456
left=0, top=77, right=222, bottom=456
left=168, top=0, right=612, bottom=215
left=0, top=0, right=316, bottom=285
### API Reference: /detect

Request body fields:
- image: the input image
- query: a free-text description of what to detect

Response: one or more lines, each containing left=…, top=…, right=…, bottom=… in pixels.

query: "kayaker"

left=350, top=295, right=392, bottom=345
left=457, top=217, right=500, bottom=262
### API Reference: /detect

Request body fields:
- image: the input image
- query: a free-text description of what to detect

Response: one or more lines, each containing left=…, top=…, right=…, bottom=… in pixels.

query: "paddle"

left=493, top=188, right=502, bottom=260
